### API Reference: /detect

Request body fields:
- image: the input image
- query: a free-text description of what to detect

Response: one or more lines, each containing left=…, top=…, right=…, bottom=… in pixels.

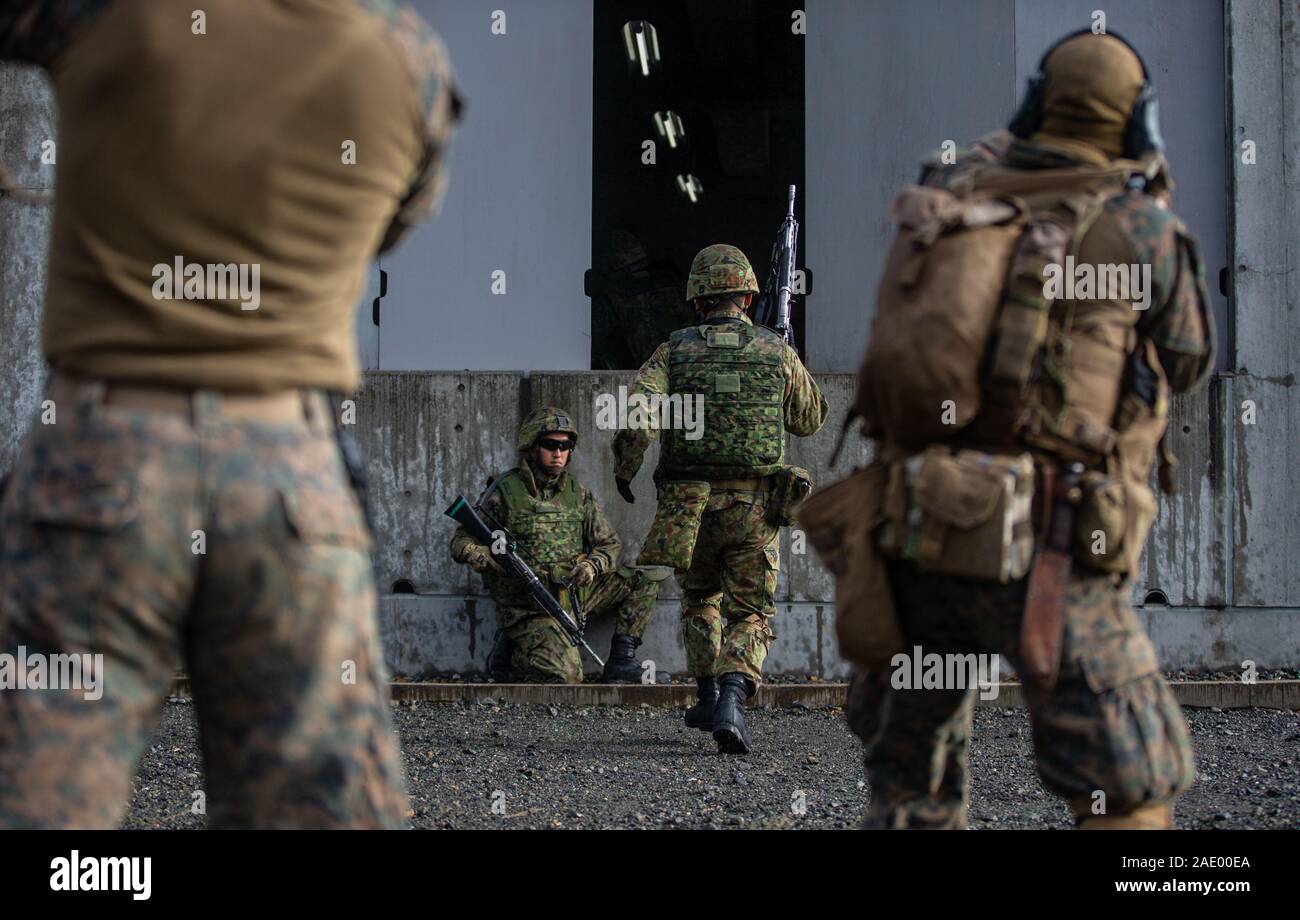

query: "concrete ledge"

left=377, top=594, right=1300, bottom=679
left=167, top=679, right=1300, bottom=710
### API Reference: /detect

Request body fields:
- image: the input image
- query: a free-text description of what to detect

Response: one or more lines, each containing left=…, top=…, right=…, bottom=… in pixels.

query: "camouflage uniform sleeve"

left=611, top=342, right=671, bottom=481
left=581, top=490, right=621, bottom=576
left=1130, top=202, right=1216, bottom=393
left=449, top=490, right=502, bottom=563
left=360, top=0, right=464, bottom=254
left=0, top=0, right=109, bottom=69
left=782, top=347, right=830, bottom=437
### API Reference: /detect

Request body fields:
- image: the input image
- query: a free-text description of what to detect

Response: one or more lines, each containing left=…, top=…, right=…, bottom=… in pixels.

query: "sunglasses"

left=538, top=438, right=575, bottom=453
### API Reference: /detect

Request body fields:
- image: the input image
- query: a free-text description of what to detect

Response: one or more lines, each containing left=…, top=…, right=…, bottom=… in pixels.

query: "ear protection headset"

left=1008, top=28, right=1164, bottom=159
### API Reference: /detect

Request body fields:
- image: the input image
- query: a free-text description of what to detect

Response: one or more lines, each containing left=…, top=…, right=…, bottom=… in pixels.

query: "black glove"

left=616, top=477, right=635, bottom=504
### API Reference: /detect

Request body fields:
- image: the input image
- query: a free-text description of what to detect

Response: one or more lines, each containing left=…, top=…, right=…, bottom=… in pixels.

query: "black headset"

left=1008, top=28, right=1164, bottom=159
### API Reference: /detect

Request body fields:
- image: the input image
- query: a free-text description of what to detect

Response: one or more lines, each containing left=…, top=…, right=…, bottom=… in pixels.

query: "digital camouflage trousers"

left=680, top=493, right=780, bottom=688
left=503, top=564, right=661, bottom=683
left=0, top=379, right=407, bottom=828
left=846, top=560, right=1195, bottom=829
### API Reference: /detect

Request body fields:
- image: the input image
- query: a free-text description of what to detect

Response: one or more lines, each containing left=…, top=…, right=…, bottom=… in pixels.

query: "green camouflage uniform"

left=450, top=459, right=659, bottom=683
left=0, top=0, right=459, bottom=828
left=853, top=134, right=1214, bottom=829
left=613, top=251, right=828, bottom=686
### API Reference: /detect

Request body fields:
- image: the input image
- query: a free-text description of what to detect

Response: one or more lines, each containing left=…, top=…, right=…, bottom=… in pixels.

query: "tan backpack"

left=854, top=163, right=1143, bottom=452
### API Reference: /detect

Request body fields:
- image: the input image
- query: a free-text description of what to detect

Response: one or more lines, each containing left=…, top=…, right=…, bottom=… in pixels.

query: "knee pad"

left=682, top=603, right=721, bottom=623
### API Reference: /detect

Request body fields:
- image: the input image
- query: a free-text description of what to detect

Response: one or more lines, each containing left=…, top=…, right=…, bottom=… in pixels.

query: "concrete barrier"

left=376, top=594, right=1300, bottom=681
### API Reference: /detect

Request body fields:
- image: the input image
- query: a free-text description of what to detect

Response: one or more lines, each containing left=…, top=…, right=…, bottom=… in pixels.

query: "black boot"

left=600, top=634, right=643, bottom=683
left=486, top=630, right=514, bottom=682
left=684, top=676, right=719, bottom=731
left=712, top=673, right=753, bottom=754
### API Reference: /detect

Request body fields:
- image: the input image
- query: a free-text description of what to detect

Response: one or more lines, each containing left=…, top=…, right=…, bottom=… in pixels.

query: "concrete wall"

left=354, top=370, right=1300, bottom=678
left=0, top=64, right=52, bottom=474
left=1227, top=0, right=1300, bottom=608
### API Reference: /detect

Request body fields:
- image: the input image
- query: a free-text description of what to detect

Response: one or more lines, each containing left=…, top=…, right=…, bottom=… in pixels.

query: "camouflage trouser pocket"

left=24, top=465, right=141, bottom=533
left=1033, top=580, right=1194, bottom=810
left=7, top=446, right=146, bottom=653
left=1079, top=633, right=1159, bottom=694
left=279, top=456, right=371, bottom=550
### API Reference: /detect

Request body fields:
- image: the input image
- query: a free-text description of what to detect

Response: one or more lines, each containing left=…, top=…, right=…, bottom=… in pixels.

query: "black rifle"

left=755, top=184, right=800, bottom=353
left=445, top=495, right=605, bottom=668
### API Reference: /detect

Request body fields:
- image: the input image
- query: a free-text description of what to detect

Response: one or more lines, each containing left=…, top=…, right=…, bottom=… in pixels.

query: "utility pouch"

left=637, top=480, right=710, bottom=570
left=1073, top=473, right=1157, bottom=578
left=877, top=447, right=1035, bottom=583
left=795, top=464, right=903, bottom=666
left=1073, top=472, right=1125, bottom=571
left=767, top=466, right=814, bottom=527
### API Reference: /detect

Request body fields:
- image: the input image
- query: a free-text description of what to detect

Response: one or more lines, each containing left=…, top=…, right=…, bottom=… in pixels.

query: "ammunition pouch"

left=637, top=480, right=710, bottom=570
left=876, top=447, right=1036, bottom=584
left=795, top=464, right=903, bottom=666
left=767, top=465, right=814, bottom=527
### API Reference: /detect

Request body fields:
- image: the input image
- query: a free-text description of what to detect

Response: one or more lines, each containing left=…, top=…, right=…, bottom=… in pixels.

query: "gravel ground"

left=404, top=668, right=1300, bottom=685
left=122, top=700, right=1300, bottom=829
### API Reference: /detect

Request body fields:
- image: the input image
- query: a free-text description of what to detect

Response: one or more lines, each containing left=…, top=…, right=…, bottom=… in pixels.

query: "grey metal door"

left=372, top=0, right=595, bottom=372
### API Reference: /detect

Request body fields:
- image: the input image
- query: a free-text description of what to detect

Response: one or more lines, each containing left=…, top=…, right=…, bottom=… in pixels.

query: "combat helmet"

left=516, top=406, right=579, bottom=451
left=686, top=244, right=759, bottom=301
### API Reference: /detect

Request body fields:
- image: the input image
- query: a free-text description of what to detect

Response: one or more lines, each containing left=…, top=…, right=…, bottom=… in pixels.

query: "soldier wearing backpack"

left=828, top=31, right=1214, bottom=828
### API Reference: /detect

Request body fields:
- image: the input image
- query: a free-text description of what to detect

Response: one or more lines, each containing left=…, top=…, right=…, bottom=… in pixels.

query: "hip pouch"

left=795, top=464, right=903, bottom=666
left=637, top=480, right=710, bottom=570
left=767, top=465, right=814, bottom=527
left=876, top=446, right=1035, bottom=583
left=1072, top=472, right=1158, bottom=579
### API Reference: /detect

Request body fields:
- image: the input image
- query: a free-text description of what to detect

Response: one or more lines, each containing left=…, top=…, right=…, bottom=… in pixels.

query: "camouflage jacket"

left=612, top=307, right=830, bottom=482
left=921, top=132, right=1215, bottom=393
left=0, top=0, right=461, bottom=248
left=449, top=458, right=622, bottom=582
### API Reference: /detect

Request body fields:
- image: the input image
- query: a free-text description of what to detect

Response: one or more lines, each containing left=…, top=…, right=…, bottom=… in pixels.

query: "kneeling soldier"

left=450, top=407, right=666, bottom=683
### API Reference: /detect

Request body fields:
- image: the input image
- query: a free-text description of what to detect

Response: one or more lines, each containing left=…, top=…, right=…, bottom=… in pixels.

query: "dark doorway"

left=590, top=0, right=806, bottom=370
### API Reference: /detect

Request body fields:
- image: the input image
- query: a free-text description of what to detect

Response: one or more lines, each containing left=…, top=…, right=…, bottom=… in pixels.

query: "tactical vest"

left=482, top=469, right=585, bottom=607
left=662, top=320, right=787, bottom=479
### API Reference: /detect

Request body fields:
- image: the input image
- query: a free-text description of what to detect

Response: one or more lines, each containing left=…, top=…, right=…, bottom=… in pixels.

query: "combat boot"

left=600, top=634, right=643, bottom=683
left=684, top=676, right=719, bottom=731
left=486, top=630, right=515, bottom=682
left=712, top=672, right=754, bottom=754
left=1074, top=801, right=1173, bottom=830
